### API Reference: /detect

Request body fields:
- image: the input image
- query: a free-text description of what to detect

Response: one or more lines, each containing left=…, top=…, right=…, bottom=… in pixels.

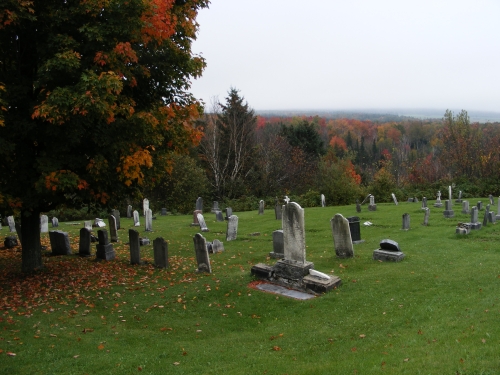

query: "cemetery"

left=0, top=197, right=499, bottom=374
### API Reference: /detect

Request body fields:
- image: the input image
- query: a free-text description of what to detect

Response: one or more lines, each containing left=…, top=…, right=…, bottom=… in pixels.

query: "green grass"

left=1, top=200, right=500, bottom=374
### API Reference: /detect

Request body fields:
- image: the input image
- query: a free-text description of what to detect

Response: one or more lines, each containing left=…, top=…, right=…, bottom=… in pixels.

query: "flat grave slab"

left=254, top=282, right=316, bottom=300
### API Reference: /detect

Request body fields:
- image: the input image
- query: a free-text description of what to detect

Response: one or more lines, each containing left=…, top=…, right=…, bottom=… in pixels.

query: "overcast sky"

left=190, top=0, right=500, bottom=114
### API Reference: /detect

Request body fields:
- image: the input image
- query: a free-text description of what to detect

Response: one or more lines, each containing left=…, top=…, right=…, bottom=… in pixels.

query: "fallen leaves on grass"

left=272, top=346, right=281, bottom=351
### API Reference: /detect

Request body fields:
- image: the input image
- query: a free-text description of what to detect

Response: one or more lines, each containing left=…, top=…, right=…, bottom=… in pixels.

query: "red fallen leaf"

left=160, top=327, right=173, bottom=331
left=98, top=344, right=105, bottom=350
left=138, top=367, right=142, bottom=371
left=182, top=351, right=187, bottom=356
left=272, top=346, right=281, bottom=351
left=459, top=358, right=464, bottom=363
left=351, top=280, right=357, bottom=283
left=351, top=347, right=357, bottom=352
left=418, top=330, right=423, bottom=335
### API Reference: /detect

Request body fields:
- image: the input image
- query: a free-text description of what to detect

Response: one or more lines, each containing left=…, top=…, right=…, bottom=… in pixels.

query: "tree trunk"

left=21, top=209, right=43, bottom=273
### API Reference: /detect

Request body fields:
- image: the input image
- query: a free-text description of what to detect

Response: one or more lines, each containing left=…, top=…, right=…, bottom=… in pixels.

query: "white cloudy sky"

left=190, top=0, right=500, bottom=113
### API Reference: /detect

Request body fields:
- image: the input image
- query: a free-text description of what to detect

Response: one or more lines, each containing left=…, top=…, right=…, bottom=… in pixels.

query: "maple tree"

left=0, top=0, right=208, bottom=273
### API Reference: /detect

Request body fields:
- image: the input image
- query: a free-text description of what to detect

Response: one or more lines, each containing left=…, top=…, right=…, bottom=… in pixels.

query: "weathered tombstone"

left=347, top=216, right=364, bottom=244
left=469, top=206, right=481, bottom=230
left=153, top=237, right=168, bottom=268
left=443, top=200, right=454, bottom=218
left=40, top=215, right=49, bottom=233
left=225, top=207, right=233, bottom=221
left=456, top=191, right=463, bottom=203
left=391, top=193, right=398, bottom=205
left=211, top=201, right=219, bottom=213
left=197, top=213, right=209, bottom=232
left=161, top=208, right=167, bottom=216
left=51, top=217, right=59, bottom=228
left=368, top=195, right=377, bottom=211
left=477, top=201, right=483, bottom=211
left=129, top=229, right=141, bottom=265
left=191, top=210, right=202, bottom=226
left=448, top=185, right=452, bottom=203
left=321, top=194, right=326, bottom=207
left=139, top=237, right=150, bottom=246
left=421, top=197, right=427, bottom=209
left=482, top=204, right=490, bottom=226
left=84, top=220, right=92, bottom=231
left=4, top=236, right=18, bottom=249
left=423, top=207, right=430, bottom=226
left=489, top=195, right=494, bottom=205
left=275, top=204, right=282, bottom=220
left=407, top=197, right=414, bottom=203
left=488, top=211, right=496, bottom=224
left=269, top=229, right=284, bottom=259
left=49, top=230, right=72, bottom=255
left=78, top=228, right=92, bottom=257
left=143, top=198, right=149, bottom=217
left=127, top=205, right=132, bottom=218
left=111, top=209, right=121, bottom=229
left=145, top=208, right=153, bottom=231
left=281, top=202, right=307, bottom=262
left=108, top=215, right=118, bottom=242
left=331, top=214, right=354, bottom=258
left=226, top=215, right=238, bottom=241
left=402, top=213, right=410, bottom=230
left=414, top=197, right=419, bottom=203
left=94, top=218, right=106, bottom=227
left=133, top=210, right=140, bottom=227
left=373, top=239, right=405, bottom=262
left=215, top=210, right=224, bottom=222
left=461, top=200, right=470, bottom=215
left=258, top=200, right=265, bottom=215
left=456, top=222, right=471, bottom=234
left=434, top=191, right=443, bottom=208
left=356, top=199, right=361, bottom=213
left=193, top=233, right=211, bottom=273
left=210, top=239, right=224, bottom=254
left=95, top=229, right=115, bottom=260
left=196, top=197, right=203, bottom=212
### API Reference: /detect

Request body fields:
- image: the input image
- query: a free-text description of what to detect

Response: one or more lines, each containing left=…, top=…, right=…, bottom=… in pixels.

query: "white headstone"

left=40, top=215, right=49, bottom=233
left=226, top=215, right=238, bottom=241
left=282, top=202, right=306, bottom=263
left=330, top=213, right=354, bottom=258
left=133, top=210, right=140, bottom=227
left=197, top=213, right=209, bottom=232
left=145, top=208, right=153, bottom=231
left=7, top=216, right=16, bottom=232
left=143, top=198, right=149, bottom=217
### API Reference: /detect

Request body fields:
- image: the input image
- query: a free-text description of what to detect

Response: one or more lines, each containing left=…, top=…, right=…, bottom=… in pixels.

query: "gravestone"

left=434, top=191, right=443, bottom=208
left=331, top=214, right=354, bottom=258
left=368, top=195, right=377, bottom=211
left=4, top=236, right=18, bottom=248
left=139, top=237, right=150, bottom=246
left=129, top=229, right=141, bottom=265
left=133, top=210, right=140, bottom=227
left=347, top=216, right=363, bottom=244
left=443, top=200, right=454, bottom=218
left=258, top=200, right=265, bottom=215
left=197, top=213, right=209, bottom=232
left=321, top=194, right=326, bottom=207
left=211, top=201, right=219, bottom=213
left=402, top=213, right=410, bottom=230
left=78, top=228, right=92, bottom=257
left=196, top=197, right=203, bottom=212
left=51, top=217, right=59, bottom=228
left=282, top=202, right=307, bottom=263
left=215, top=210, right=224, bottom=222
left=193, top=233, right=211, bottom=273
left=488, top=211, right=496, bottom=224
left=111, top=209, right=121, bottom=229
left=127, top=205, right=132, bottom=218
left=391, top=193, right=398, bottom=205
left=143, top=198, right=149, bottom=217
left=153, top=237, right=168, bottom=268
left=482, top=204, right=490, bottom=226
left=161, top=208, right=167, bottom=216
left=269, top=229, right=284, bottom=259
left=226, top=215, right=238, bottom=241
left=373, top=239, right=405, bottom=262
left=209, top=239, right=224, bottom=254
left=496, top=197, right=500, bottom=221
left=40, top=215, right=49, bottom=233
left=145, top=209, right=153, bottom=231
left=356, top=199, right=361, bottom=213
left=421, top=197, right=427, bottom=209
left=49, top=230, right=72, bottom=255
left=413, top=197, right=419, bottom=203
left=191, top=210, right=202, bottom=226
left=108, top=215, right=118, bottom=242
left=94, top=218, right=106, bottom=227
left=477, top=201, right=483, bottom=211
left=461, top=200, right=470, bottom=215
left=456, top=191, right=463, bottom=203
left=456, top=222, right=471, bottom=235
left=284, top=195, right=290, bottom=204
left=469, top=206, right=481, bottom=230
left=95, top=229, right=115, bottom=260
left=489, top=195, right=494, bottom=205
left=225, top=207, right=233, bottom=221
left=84, top=220, right=92, bottom=231
left=275, top=204, right=282, bottom=220
left=407, top=197, right=414, bottom=203
left=423, top=207, right=430, bottom=226
left=448, top=185, right=452, bottom=203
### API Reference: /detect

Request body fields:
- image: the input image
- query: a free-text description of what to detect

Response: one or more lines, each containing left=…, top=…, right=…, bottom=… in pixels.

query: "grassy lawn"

left=1, top=199, right=499, bottom=374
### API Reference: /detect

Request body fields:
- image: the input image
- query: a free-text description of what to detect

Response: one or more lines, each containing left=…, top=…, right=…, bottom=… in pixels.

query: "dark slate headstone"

left=111, top=209, right=121, bottom=229
left=196, top=197, right=203, bottom=212
left=347, top=216, right=363, bottom=243
left=215, top=210, right=224, bottom=222
left=129, top=229, right=141, bottom=265
left=139, top=238, right=150, bottom=246
left=49, top=230, right=72, bottom=255
left=78, top=228, right=92, bottom=257
left=379, top=239, right=401, bottom=252
left=96, top=229, right=115, bottom=260
left=153, top=237, right=168, bottom=268
left=193, top=233, right=211, bottom=273
left=4, top=236, right=18, bottom=248
left=161, top=208, right=167, bottom=216
left=225, top=207, right=233, bottom=221
left=51, top=217, right=59, bottom=228
left=269, top=229, right=284, bottom=259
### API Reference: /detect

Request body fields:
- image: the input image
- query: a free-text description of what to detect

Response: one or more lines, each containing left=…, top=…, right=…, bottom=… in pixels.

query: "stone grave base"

left=443, top=210, right=454, bottom=218
left=373, top=249, right=405, bottom=262
left=251, top=262, right=341, bottom=295
left=368, top=205, right=377, bottom=211
left=96, top=244, right=115, bottom=260
left=352, top=240, right=365, bottom=244
left=469, top=222, right=482, bottom=230
left=268, top=252, right=284, bottom=259
left=434, top=203, right=443, bottom=208
left=456, top=224, right=470, bottom=234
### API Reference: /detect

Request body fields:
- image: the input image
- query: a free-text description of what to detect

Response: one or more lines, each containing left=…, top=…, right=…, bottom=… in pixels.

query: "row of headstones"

left=4, top=215, right=60, bottom=233
left=190, top=209, right=239, bottom=241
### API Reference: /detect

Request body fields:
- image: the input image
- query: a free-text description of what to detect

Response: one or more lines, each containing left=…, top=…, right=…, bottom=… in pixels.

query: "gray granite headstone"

left=373, top=239, right=405, bottom=261
left=226, top=215, right=238, bottom=241
left=477, top=201, right=483, bottom=211
left=461, top=200, right=470, bottom=214
left=225, top=207, right=233, bottom=221
left=133, top=210, right=140, bottom=227
left=482, top=204, right=490, bottom=226
left=51, top=217, right=59, bottom=227
left=443, top=200, right=454, bottom=218
left=96, top=229, right=115, bottom=260
left=434, top=191, right=443, bottom=207
left=269, top=229, right=284, bottom=259
left=196, top=197, right=203, bottom=212
left=215, top=210, right=224, bottom=222
left=197, top=213, right=209, bottom=232
left=489, top=195, right=494, bottom=205
left=145, top=208, right=153, bottom=231
left=448, top=185, right=452, bottom=202
left=127, top=205, right=132, bottom=218
left=211, top=201, right=219, bottom=213
left=49, top=230, right=72, bottom=255
left=368, top=195, right=377, bottom=211
left=423, top=207, right=430, bottom=226
left=275, top=204, right=282, bottom=220
left=83, top=221, right=92, bottom=231
left=78, top=228, right=92, bottom=257
left=258, top=200, right=265, bottom=215
left=153, top=237, right=168, bottom=268
left=143, top=198, right=149, bottom=217
left=469, top=206, right=481, bottom=230
left=321, top=194, right=326, bottom=207
left=108, top=215, right=118, bottom=242
left=391, top=193, right=398, bottom=205
left=402, top=213, right=410, bottom=230
left=111, top=209, right=121, bottom=229
left=282, top=202, right=307, bottom=263
left=421, top=197, right=427, bottom=209
left=380, top=239, right=401, bottom=251
left=40, top=215, right=49, bottom=233
left=193, top=233, right=211, bottom=273
left=129, top=229, right=141, bottom=265
left=488, top=211, right=496, bottom=224
left=331, top=214, right=354, bottom=258
left=356, top=199, right=361, bottom=213
left=496, top=197, right=500, bottom=221
left=209, top=239, right=224, bottom=253
left=161, top=208, right=167, bottom=216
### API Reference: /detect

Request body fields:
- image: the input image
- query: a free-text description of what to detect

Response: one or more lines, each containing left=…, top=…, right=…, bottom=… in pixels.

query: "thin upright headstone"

left=49, top=230, right=72, bottom=255
left=482, top=204, right=490, bottom=226
left=127, top=205, right=132, bottom=218
left=143, top=198, right=149, bottom=217
left=197, top=213, right=209, bottom=232
left=488, top=211, right=496, bottom=224
left=51, top=217, right=59, bottom=228
left=461, top=200, right=470, bottom=214
left=391, top=193, right=398, bottom=205
left=356, top=199, right=361, bottom=213
left=226, top=215, right=238, bottom=241
left=111, top=209, right=121, bottom=229
left=448, top=185, right=452, bottom=203
left=215, top=210, right=224, bottom=222
left=421, top=197, right=427, bottom=209
left=196, top=197, right=203, bottom=212
left=402, top=213, right=410, bottom=230
left=153, top=237, right=168, bottom=268
left=456, top=191, right=463, bottom=203
left=129, top=229, right=141, bottom=265
left=423, top=207, right=430, bottom=226
left=443, top=200, right=454, bottom=218
left=133, top=210, right=140, bottom=227
left=269, top=229, right=284, bottom=259
left=211, top=201, right=219, bottom=213
left=193, top=233, right=211, bottom=273
left=496, top=197, right=500, bottom=221
left=96, top=229, right=115, bottom=260
left=489, top=195, right=494, bottom=205
left=145, top=208, right=153, bottom=231
left=275, top=204, right=282, bottom=220
left=477, top=201, right=483, bottom=211
left=331, top=214, right=354, bottom=258
left=40, top=215, right=49, bottom=233
left=258, top=200, right=265, bottom=215
left=321, top=194, right=326, bottom=207
left=368, top=195, right=377, bottom=211
left=108, top=215, right=118, bottom=242
left=225, top=207, right=233, bottom=221
left=434, top=191, right=443, bottom=208
left=470, top=206, right=481, bottom=230
left=78, top=228, right=92, bottom=257
left=282, top=202, right=306, bottom=262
